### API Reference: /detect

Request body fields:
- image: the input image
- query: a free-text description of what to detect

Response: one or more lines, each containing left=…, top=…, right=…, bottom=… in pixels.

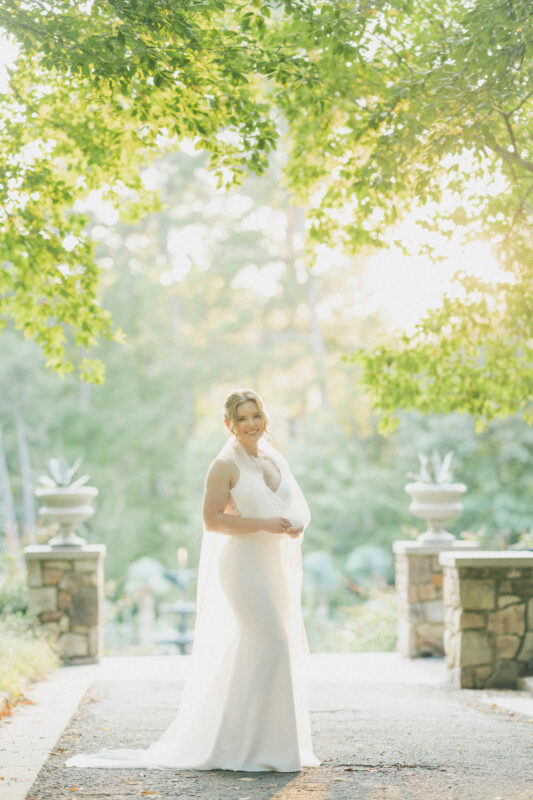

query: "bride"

left=66, top=388, right=320, bottom=772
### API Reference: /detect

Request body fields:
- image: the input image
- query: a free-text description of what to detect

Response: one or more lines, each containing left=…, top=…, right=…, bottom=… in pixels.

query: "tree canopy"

left=2, top=147, right=531, bottom=588
left=0, top=0, right=532, bottom=430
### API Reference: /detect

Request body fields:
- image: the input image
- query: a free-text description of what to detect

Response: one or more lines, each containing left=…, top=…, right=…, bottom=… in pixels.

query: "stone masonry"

left=25, top=544, right=106, bottom=664
left=439, top=551, right=533, bottom=689
left=394, top=540, right=479, bottom=657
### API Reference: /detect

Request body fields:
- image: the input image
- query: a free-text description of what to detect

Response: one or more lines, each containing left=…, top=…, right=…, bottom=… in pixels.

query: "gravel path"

left=26, top=668, right=533, bottom=800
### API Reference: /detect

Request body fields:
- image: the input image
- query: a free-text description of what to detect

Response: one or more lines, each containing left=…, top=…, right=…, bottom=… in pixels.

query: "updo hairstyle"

left=224, top=389, right=270, bottom=437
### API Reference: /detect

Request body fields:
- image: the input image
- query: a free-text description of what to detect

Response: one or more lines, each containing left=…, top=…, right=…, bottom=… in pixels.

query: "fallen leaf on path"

left=19, top=696, right=37, bottom=706
left=239, top=777, right=255, bottom=781
left=140, top=792, right=157, bottom=796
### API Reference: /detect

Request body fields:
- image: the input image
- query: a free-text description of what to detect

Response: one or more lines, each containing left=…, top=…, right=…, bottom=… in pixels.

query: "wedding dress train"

left=66, top=437, right=320, bottom=772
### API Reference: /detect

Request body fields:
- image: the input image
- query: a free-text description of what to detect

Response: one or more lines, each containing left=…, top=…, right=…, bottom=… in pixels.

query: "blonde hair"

left=224, top=389, right=270, bottom=437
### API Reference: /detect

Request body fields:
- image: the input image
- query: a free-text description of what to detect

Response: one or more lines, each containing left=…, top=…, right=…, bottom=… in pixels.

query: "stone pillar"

left=439, top=551, right=533, bottom=689
left=394, top=539, right=479, bottom=657
left=25, top=544, right=106, bottom=665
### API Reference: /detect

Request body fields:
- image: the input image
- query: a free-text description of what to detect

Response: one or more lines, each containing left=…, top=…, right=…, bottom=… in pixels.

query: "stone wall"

left=439, top=551, right=533, bottom=689
left=394, top=540, right=479, bottom=657
left=25, top=544, right=106, bottom=664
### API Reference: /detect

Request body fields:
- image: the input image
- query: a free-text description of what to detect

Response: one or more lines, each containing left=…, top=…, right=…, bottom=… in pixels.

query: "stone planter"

left=405, top=482, right=467, bottom=543
left=35, top=486, right=98, bottom=548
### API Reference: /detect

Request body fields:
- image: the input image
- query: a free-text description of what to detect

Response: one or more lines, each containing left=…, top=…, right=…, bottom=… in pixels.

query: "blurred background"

left=1, top=146, right=532, bottom=657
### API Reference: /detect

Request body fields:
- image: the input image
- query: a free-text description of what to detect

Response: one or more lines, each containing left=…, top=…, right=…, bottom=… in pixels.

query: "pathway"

left=1, top=654, right=532, bottom=800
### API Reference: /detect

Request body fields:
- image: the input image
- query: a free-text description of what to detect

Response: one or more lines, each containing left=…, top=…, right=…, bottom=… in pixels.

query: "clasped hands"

left=265, top=516, right=304, bottom=538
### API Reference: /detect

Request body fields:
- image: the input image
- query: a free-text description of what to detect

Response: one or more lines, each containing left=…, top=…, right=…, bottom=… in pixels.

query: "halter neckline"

left=231, top=439, right=283, bottom=495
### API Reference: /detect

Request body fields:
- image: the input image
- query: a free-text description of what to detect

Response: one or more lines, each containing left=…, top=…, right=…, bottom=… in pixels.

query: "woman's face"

left=228, top=400, right=266, bottom=444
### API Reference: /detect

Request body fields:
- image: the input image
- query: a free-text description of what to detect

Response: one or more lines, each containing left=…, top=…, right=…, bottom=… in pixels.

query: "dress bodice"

left=274, top=470, right=291, bottom=504
left=229, top=461, right=290, bottom=520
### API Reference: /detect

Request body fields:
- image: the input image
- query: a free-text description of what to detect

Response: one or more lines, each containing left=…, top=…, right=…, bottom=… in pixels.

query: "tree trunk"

left=0, top=422, right=20, bottom=554
left=306, top=272, right=331, bottom=412
left=349, top=414, right=376, bottom=533
left=169, top=290, right=196, bottom=434
left=15, top=411, right=36, bottom=542
left=285, top=205, right=331, bottom=412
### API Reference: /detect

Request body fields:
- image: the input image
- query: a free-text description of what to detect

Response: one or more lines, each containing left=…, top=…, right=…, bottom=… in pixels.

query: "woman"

left=66, top=389, right=320, bottom=772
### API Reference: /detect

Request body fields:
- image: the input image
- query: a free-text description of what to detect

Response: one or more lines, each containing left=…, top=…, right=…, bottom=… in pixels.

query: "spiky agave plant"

left=38, top=456, right=90, bottom=489
left=406, top=450, right=455, bottom=485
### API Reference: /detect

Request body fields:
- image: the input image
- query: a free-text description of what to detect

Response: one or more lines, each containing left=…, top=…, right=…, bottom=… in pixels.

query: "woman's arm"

left=202, top=458, right=295, bottom=536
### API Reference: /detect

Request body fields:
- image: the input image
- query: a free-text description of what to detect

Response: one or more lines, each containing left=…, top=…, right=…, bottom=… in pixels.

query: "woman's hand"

left=285, top=525, right=304, bottom=539
left=263, top=517, right=304, bottom=538
left=263, top=516, right=293, bottom=535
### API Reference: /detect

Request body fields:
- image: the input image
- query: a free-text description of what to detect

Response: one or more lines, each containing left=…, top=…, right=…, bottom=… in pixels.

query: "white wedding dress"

left=66, top=436, right=320, bottom=772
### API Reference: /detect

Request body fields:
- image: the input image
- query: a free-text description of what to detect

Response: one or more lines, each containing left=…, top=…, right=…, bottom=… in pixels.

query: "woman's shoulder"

left=207, top=456, right=239, bottom=485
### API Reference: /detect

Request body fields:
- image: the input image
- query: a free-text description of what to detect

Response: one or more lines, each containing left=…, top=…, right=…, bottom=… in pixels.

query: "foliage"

left=0, top=137, right=530, bottom=657
left=0, top=553, right=59, bottom=705
left=0, top=613, right=59, bottom=706
left=345, top=544, right=393, bottom=587
left=38, top=455, right=89, bottom=489
left=0, top=550, right=26, bottom=614
left=406, top=450, right=455, bottom=485
left=459, top=525, right=506, bottom=551
left=0, top=148, right=531, bottom=652
left=337, top=0, right=533, bottom=431
left=304, top=586, right=398, bottom=653
left=514, top=526, right=533, bottom=549
left=124, top=557, right=170, bottom=596
left=0, top=1, right=531, bottom=427
left=0, top=0, right=282, bottom=378
left=393, top=410, right=533, bottom=546
left=302, top=549, right=344, bottom=593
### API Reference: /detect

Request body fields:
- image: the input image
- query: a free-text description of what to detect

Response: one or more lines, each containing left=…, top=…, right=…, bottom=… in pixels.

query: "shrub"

left=0, top=614, right=59, bottom=708
left=0, top=553, right=28, bottom=615
left=304, top=586, right=398, bottom=652
left=0, top=553, right=59, bottom=710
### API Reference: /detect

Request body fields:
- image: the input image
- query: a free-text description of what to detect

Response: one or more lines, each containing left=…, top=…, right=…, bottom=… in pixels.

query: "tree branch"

left=489, top=142, right=533, bottom=175
left=500, top=111, right=518, bottom=153
left=506, top=182, right=533, bottom=241
left=509, top=87, right=533, bottom=116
